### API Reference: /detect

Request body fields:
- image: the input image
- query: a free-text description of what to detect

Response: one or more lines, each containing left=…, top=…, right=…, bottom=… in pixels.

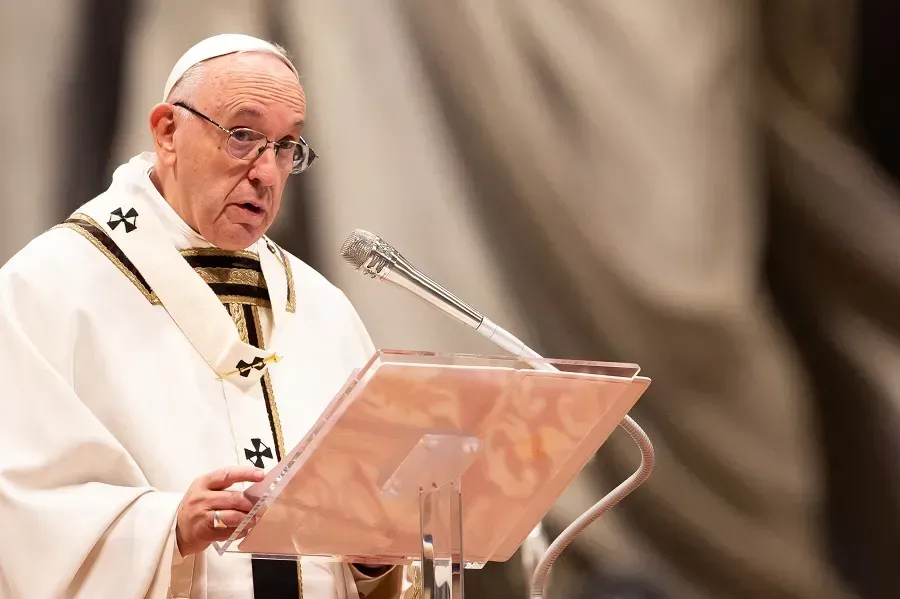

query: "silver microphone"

left=339, top=229, right=553, bottom=370
left=339, top=229, right=482, bottom=328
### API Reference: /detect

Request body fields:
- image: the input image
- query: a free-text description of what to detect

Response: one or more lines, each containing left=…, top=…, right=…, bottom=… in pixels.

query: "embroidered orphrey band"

left=56, top=215, right=296, bottom=310
left=231, top=301, right=303, bottom=598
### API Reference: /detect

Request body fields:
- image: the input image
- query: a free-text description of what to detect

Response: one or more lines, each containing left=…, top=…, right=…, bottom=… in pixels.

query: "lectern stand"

left=215, top=350, right=651, bottom=598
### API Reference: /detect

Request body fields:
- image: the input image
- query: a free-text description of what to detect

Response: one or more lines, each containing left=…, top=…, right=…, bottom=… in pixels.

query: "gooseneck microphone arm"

left=340, top=230, right=656, bottom=598
left=352, top=237, right=484, bottom=327
left=340, top=230, right=556, bottom=371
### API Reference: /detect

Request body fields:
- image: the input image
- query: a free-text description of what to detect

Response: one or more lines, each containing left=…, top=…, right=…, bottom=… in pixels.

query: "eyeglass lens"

left=227, top=128, right=310, bottom=173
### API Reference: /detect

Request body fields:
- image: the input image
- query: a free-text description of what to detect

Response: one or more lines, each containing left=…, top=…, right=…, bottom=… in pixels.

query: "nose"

left=247, top=144, right=280, bottom=188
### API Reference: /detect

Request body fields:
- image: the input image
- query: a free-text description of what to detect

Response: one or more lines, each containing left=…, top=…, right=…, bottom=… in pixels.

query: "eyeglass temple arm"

left=173, top=102, right=231, bottom=135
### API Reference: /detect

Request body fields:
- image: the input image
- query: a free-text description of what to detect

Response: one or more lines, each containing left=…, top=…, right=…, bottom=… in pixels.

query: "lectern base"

left=382, top=432, right=479, bottom=599
left=419, top=482, right=464, bottom=599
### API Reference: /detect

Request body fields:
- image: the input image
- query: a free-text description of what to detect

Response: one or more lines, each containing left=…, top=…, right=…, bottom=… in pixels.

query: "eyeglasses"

left=173, top=102, right=318, bottom=174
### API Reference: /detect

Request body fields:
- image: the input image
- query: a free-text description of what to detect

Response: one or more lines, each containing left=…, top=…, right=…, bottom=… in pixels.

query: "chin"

left=208, top=226, right=266, bottom=251
left=216, top=240, right=256, bottom=251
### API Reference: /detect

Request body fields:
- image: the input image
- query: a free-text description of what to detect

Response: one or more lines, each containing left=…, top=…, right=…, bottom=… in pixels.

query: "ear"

left=149, top=103, right=178, bottom=166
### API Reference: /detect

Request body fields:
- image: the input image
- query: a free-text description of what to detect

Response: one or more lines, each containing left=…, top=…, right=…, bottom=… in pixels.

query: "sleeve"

left=0, top=262, right=182, bottom=599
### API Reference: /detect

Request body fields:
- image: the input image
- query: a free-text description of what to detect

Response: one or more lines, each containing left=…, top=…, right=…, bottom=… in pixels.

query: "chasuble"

left=0, top=153, right=414, bottom=599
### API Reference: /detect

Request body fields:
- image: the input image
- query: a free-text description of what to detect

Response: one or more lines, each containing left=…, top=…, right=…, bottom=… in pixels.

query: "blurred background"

left=2, top=1, right=899, bottom=598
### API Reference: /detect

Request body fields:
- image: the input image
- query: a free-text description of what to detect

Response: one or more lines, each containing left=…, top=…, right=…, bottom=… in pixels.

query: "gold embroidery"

left=297, top=561, right=304, bottom=598
left=66, top=212, right=99, bottom=227
left=53, top=214, right=160, bottom=305
left=216, top=294, right=271, bottom=308
left=182, top=250, right=270, bottom=308
left=259, top=369, right=284, bottom=452
left=60, top=216, right=277, bottom=312
left=240, top=303, right=302, bottom=598
left=411, top=565, right=422, bottom=599
left=229, top=304, right=249, bottom=342
left=265, top=239, right=296, bottom=313
left=281, top=249, right=296, bottom=313
left=251, top=305, right=286, bottom=457
left=194, top=267, right=266, bottom=287
left=180, top=247, right=260, bottom=261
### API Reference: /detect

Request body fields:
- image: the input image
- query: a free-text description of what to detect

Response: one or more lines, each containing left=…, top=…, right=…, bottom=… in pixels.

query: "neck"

left=149, top=166, right=176, bottom=213
left=149, top=163, right=196, bottom=233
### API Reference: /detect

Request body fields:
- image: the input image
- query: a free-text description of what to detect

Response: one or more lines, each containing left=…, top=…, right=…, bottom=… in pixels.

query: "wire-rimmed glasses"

left=173, top=101, right=317, bottom=174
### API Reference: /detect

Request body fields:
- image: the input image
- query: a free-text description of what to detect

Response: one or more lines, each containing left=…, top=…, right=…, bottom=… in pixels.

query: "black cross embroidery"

left=108, top=207, right=139, bottom=233
left=235, top=356, right=266, bottom=377
left=245, top=438, right=273, bottom=468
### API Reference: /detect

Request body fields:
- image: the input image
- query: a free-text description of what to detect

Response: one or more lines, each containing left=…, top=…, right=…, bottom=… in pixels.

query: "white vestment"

left=0, top=153, right=410, bottom=599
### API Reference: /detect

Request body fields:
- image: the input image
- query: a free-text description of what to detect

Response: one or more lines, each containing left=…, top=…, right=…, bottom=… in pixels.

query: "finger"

left=207, top=490, right=256, bottom=514
left=209, top=509, right=250, bottom=530
left=204, top=466, right=266, bottom=491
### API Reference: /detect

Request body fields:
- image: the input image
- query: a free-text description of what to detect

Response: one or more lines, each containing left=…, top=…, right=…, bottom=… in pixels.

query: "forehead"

left=199, top=52, right=306, bottom=125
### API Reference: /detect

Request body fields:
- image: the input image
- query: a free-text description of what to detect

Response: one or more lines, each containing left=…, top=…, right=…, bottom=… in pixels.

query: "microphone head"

left=340, top=229, right=380, bottom=269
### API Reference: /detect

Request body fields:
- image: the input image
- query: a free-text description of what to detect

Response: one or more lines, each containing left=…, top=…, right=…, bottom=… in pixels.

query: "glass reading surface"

left=215, top=350, right=649, bottom=565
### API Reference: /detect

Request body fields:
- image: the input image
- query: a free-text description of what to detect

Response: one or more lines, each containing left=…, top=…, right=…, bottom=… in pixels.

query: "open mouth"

left=239, top=202, right=263, bottom=214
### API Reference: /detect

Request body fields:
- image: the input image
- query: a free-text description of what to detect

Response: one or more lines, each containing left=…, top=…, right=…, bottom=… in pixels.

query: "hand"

left=175, top=466, right=265, bottom=556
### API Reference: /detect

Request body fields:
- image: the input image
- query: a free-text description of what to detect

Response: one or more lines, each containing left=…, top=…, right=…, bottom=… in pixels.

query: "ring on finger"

left=213, top=509, right=227, bottom=529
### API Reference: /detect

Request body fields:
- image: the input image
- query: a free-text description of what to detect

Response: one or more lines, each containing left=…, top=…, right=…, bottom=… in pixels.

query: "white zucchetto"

left=162, top=33, right=298, bottom=101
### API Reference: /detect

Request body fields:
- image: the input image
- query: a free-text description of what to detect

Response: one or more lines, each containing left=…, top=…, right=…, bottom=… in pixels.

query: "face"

left=150, top=52, right=306, bottom=250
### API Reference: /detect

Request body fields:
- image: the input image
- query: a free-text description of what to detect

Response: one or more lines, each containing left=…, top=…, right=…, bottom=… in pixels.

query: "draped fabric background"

left=2, top=1, right=898, bottom=598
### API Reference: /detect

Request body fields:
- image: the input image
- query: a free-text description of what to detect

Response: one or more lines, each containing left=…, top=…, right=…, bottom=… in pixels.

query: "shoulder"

left=0, top=209, right=140, bottom=314
left=0, top=224, right=97, bottom=290
left=0, top=189, right=122, bottom=288
left=0, top=225, right=107, bottom=350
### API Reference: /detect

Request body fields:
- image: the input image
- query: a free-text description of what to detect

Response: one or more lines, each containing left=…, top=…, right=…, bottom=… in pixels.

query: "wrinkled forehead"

left=201, top=54, right=307, bottom=128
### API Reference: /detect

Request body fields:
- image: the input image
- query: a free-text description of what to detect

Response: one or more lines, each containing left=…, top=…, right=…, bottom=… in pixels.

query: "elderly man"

left=0, top=34, right=410, bottom=599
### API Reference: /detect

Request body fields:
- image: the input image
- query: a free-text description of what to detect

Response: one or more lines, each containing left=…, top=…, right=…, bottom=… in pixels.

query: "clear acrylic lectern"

left=215, top=350, right=650, bottom=598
